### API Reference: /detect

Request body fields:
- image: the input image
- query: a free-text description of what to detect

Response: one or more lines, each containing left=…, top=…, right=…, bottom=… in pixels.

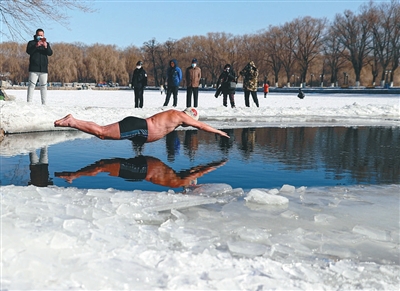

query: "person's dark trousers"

left=244, top=90, right=259, bottom=107
left=223, top=93, right=235, bottom=108
left=134, top=88, right=144, bottom=108
left=164, top=86, right=179, bottom=106
left=186, top=87, right=199, bottom=107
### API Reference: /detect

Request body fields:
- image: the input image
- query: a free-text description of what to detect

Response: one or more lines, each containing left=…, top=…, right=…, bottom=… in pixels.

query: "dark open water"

left=1, top=126, right=399, bottom=192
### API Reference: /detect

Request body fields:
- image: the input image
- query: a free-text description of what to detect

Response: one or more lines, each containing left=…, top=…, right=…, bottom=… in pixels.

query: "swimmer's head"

left=183, top=107, right=199, bottom=121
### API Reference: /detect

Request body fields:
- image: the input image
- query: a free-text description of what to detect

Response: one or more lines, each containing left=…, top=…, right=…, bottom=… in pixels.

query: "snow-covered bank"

left=2, top=183, right=399, bottom=290
left=1, top=89, right=399, bottom=133
left=1, top=89, right=400, bottom=290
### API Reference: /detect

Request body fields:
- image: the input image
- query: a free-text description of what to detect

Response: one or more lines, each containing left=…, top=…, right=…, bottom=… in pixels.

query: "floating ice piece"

left=227, top=240, right=267, bottom=256
left=143, top=197, right=217, bottom=212
left=297, top=186, right=307, bottom=192
left=352, top=225, right=390, bottom=241
left=245, top=189, right=289, bottom=205
left=280, top=210, right=299, bottom=219
left=268, top=188, right=280, bottom=195
left=279, top=184, right=296, bottom=193
left=190, top=183, right=233, bottom=196
left=314, top=214, right=337, bottom=224
left=50, top=231, right=77, bottom=249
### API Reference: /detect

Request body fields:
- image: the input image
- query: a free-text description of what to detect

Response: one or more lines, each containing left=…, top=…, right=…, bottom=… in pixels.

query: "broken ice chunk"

left=245, top=189, right=289, bottom=205
left=227, top=240, right=267, bottom=256
left=280, top=184, right=296, bottom=193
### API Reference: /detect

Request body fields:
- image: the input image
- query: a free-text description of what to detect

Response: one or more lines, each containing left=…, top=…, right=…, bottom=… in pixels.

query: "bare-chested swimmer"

left=54, top=107, right=229, bottom=143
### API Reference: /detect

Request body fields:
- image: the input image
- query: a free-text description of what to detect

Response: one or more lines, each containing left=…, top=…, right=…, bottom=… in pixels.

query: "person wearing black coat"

left=131, top=61, right=148, bottom=108
left=216, top=64, right=236, bottom=108
left=26, top=28, right=53, bottom=105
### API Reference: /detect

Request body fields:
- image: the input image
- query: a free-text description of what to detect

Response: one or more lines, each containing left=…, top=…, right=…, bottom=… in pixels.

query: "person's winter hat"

left=224, top=64, right=231, bottom=69
left=183, top=107, right=199, bottom=120
left=192, top=58, right=198, bottom=63
left=136, top=61, right=143, bottom=66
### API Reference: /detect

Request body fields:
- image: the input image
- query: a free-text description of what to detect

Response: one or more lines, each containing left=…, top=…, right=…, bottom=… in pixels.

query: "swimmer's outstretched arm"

left=181, top=116, right=230, bottom=138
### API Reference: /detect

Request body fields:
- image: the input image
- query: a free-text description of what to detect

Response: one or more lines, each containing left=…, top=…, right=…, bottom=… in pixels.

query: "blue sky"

left=33, top=0, right=372, bottom=48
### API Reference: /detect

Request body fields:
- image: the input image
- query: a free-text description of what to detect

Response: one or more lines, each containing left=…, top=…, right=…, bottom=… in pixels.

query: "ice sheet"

left=1, top=184, right=399, bottom=290
left=1, top=89, right=399, bottom=289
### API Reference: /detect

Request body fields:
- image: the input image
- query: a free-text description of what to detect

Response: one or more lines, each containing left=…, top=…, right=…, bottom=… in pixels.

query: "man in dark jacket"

left=131, top=61, right=148, bottom=108
left=216, top=64, right=236, bottom=108
left=26, top=28, right=53, bottom=105
left=163, top=59, right=182, bottom=107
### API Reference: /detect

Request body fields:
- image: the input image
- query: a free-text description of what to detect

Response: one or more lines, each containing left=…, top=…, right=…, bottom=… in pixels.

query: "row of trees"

left=1, top=0, right=398, bottom=88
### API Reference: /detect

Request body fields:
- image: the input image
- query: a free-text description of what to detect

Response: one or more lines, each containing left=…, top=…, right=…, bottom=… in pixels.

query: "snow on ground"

left=1, top=89, right=400, bottom=290
left=1, top=89, right=399, bottom=133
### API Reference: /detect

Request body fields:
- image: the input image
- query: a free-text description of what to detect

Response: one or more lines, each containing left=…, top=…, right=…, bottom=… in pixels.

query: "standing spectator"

left=263, top=81, right=269, bottom=98
left=185, top=58, right=201, bottom=107
left=239, top=61, right=259, bottom=107
left=163, top=59, right=182, bottom=107
left=216, top=64, right=236, bottom=108
left=26, top=28, right=53, bottom=105
left=131, top=61, right=148, bottom=108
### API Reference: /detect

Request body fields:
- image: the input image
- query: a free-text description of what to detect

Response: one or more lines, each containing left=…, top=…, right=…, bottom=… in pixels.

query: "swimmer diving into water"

left=54, top=107, right=229, bottom=143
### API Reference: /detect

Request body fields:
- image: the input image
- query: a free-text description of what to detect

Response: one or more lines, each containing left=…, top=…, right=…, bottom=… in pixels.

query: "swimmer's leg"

left=54, top=114, right=121, bottom=140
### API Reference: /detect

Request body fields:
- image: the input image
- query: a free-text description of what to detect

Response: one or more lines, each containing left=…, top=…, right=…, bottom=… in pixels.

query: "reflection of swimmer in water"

left=55, top=156, right=227, bottom=189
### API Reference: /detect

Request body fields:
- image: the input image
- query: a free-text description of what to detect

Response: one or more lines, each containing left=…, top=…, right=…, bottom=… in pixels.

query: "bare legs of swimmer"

left=54, top=114, right=120, bottom=140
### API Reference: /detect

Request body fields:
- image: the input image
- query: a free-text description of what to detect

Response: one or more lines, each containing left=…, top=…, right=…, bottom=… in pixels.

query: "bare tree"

left=333, top=9, right=373, bottom=86
left=322, top=26, right=348, bottom=86
left=291, top=16, right=327, bottom=86
left=122, top=45, right=143, bottom=85
left=0, top=42, right=27, bottom=84
left=143, top=38, right=162, bottom=86
left=199, top=32, right=235, bottom=86
left=366, top=0, right=400, bottom=86
left=280, top=22, right=297, bottom=87
left=260, top=26, right=283, bottom=87
left=0, top=0, right=93, bottom=41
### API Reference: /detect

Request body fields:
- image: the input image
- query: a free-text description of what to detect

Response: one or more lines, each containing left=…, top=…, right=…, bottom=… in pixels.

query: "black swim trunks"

left=118, top=116, right=148, bottom=143
left=118, top=156, right=148, bottom=181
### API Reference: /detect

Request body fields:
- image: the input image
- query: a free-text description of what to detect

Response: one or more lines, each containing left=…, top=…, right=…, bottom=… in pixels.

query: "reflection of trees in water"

left=319, top=127, right=400, bottom=184
left=210, top=127, right=399, bottom=184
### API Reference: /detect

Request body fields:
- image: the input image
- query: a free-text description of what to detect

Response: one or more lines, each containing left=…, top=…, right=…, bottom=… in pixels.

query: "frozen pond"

left=1, top=90, right=399, bottom=289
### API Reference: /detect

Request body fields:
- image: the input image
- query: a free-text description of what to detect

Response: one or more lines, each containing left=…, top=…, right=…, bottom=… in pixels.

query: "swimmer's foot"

left=54, top=114, right=74, bottom=127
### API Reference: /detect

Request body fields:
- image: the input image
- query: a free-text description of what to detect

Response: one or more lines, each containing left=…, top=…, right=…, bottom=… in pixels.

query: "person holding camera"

left=26, top=28, right=53, bottom=105
left=216, top=64, right=236, bottom=108
left=240, top=61, right=259, bottom=107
